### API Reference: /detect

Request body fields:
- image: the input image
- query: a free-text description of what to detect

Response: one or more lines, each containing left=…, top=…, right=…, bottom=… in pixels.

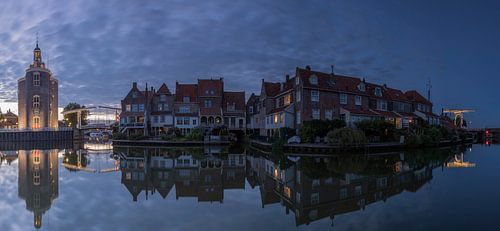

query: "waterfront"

left=0, top=143, right=499, bottom=231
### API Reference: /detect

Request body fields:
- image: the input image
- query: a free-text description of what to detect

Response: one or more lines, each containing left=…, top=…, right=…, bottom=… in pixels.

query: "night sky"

left=0, top=0, right=498, bottom=127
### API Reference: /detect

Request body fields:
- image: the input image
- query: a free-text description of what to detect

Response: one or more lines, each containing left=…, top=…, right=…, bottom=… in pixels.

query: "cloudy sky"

left=0, top=0, right=498, bottom=127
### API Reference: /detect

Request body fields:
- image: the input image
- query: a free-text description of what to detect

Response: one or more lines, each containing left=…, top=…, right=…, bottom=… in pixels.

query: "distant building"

left=18, top=41, right=58, bottom=129
left=0, top=109, right=18, bottom=129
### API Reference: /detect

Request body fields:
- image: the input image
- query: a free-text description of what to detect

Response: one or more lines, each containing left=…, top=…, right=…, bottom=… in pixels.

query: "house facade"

left=250, top=66, right=441, bottom=137
left=174, top=83, right=199, bottom=135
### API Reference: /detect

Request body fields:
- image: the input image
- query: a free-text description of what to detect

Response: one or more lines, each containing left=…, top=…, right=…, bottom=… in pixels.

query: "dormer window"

left=309, top=75, right=318, bottom=85
left=375, top=87, right=382, bottom=97
left=132, top=92, right=138, bottom=98
left=358, top=83, right=365, bottom=92
left=33, top=73, right=40, bottom=86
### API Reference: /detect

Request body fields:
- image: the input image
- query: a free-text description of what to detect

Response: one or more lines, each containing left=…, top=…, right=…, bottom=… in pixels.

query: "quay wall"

left=0, top=129, right=74, bottom=144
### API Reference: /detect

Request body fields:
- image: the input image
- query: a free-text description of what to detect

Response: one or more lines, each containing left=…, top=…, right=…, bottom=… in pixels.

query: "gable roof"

left=405, top=90, right=431, bottom=105
left=262, top=81, right=281, bottom=97
left=198, top=79, right=223, bottom=97
left=296, top=67, right=366, bottom=94
left=223, top=91, right=245, bottom=112
left=175, top=83, right=198, bottom=102
left=156, top=83, right=172, bottom=95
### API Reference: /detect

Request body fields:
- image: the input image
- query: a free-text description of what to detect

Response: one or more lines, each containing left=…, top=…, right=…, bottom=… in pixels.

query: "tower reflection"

left=18, top=149, right=59, bottom=229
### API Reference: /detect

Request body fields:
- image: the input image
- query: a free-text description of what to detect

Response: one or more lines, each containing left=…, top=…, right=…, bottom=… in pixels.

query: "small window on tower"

left=33, top=95, right=40, bottom=108
left=33, top=73, right=40, bottom=86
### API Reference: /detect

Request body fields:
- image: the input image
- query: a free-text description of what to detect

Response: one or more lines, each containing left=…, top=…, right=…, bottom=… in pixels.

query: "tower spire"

left=36, top=32, right=39, bottom=48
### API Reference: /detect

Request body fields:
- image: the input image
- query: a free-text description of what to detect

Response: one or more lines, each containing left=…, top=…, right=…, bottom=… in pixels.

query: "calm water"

left=0, top=143, right=498, bottom=231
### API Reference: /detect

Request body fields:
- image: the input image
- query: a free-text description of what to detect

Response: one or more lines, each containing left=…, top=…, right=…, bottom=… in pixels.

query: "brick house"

left=198, top=79, right=224, bottom=128
left=174, top=83, right=199, bottom=135
left=222, top=91, right=246, bottom=130
left=120, top=82, right=152, bottom=135
left=246, top=93, right=260, bottom=133
left=404, top=90, right=440, bottom=125
left=150, top=83, right=175, bottom=136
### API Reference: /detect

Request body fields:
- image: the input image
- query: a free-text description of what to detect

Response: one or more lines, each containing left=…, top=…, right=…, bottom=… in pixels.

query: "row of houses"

left=247, top=66, right=440, bottom=137
left=119, top=78, right=246, bottom=136
left=120, top=66, right=440, bottom=138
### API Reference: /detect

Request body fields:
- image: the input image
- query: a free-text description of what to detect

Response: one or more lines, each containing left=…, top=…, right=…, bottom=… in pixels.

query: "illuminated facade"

left=18, top=41, right=59, bottom=129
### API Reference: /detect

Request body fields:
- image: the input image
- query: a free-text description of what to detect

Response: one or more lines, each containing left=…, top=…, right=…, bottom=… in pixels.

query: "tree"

left=63, top=103, right=89, bottom=128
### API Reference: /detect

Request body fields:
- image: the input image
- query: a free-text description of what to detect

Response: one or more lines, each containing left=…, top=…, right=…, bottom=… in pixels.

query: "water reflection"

left=0, top=142, right=474, bottom=230
left=18, top=150, right=59, bottom=229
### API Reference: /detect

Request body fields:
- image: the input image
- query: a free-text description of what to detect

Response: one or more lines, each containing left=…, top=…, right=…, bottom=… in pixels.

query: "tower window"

left=33, top=95, right=40, bottom=108
left=33, top=116, right=40, bottom=129
left=33, top=73, right=40, bottom=86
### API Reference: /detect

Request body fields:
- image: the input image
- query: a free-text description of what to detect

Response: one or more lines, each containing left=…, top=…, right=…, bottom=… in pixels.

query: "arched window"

left=33, top=95, right=40, bottom=108
left=33, top=116, right=40, bottom=129
left=33, top=73, right=40, bottom=86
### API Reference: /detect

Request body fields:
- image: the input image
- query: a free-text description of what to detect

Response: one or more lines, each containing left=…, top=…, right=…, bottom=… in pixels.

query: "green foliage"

left=405, top=127, right=444, bottom=147
left=355, top=119, right=396, bottom=142
left=112, top=132, right=128, bottom=140
left=129, top=133, right=147, bottom=140
left=186, top=127, right=204, bottom=141
left=300, top=119, right=346, bottom=143
left=326, top=127, right=367, bottom=147
left=63, top=103, right=89, bottom=128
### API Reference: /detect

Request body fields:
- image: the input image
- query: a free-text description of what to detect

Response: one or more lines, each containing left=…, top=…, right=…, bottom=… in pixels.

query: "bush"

left=424, top=127, right=443, bottom=146
left=129, top=133, right=147, bottom=140
left=112, top=132, right=128, bottom=140
left=355, top=119, right=396, bottom=142
left=405, top=133, right=422, bottom=147
left=326, top=128, right=367, bottom=147
left=300, top=119, right=346, bottom=143
left=186, top=127, right=204, bottom=141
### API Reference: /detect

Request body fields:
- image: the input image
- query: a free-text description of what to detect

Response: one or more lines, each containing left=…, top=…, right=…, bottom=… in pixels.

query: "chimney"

left=285, top=74, right=290, bottom=81
left=383, top=84, right=387, bottom=89
left=362, top=78, right=366, bottom=83
left=133, top=82, right=137, bottom=88
left=305, top=65, right=311, bottom=71
left=151, top=86, right=154, bottom=93
left=331, top=65, right=335, bottom=75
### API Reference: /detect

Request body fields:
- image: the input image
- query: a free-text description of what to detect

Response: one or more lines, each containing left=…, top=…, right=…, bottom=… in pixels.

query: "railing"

left=0, top=127, right=73, bottom=133
left=120, top=123, right=145, bottom=127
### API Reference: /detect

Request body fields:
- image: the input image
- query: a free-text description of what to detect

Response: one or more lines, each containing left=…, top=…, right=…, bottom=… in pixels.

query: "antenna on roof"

left=426, top=78, right=432, bottom=101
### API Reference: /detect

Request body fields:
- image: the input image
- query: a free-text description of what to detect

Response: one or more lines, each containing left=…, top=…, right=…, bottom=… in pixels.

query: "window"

left=248, top=106, right=253, bottom=113
left=32, top=95, right=40, bottom=108
left=33, top=73, right=40, bottom=86
left=311, top=193, right=320, bottom=205
left=279, top=113, right=284, bottom=124
left=358, top=83, right=365, bottom=92
left=183, top=118, right=190, bottom=125
left=179, top=106, right=189, bottom=113
left=132, top=104, right=138, bottom=112
left=340, top=93, right=347, bottom=104
left=296, top=90, right=301, bottom=102
left=33, top=171, right=40, bottom=185
left=312, top=109, right=320, bottom=119
left=160, top=95, right=167, bottom=102
left=325, top=109, right=333, bottom=120
left=33, top=150, right=41, bottom=164
left=375, top=87, right=382, bottom=97
left=296, top=111, right=301, bottom=124
left=193, top=119, right=197, bottom=125
left=126, top=104, right=131, bottom=111
left=274, top=114, right=278, bottom=124
left=377, top=100, right=387, bottom=111
left=340, top=188, right=348, bottom=199
left=183, top=96, right=190, bottom=103
left=355, top=95, right=362, bottom=106
left=355, top=185, right=363, bottom=196
left=296, top=192, right=301, bottom=204
left=204, top=99, right=212, bottom=108
left=177, top=118, right=183, bottom=125
left=160, top=116, right=165, bottom=123
left=153, top=116, right=159, bottom=123
left=311, top=90, right=319, bottom=102
left=228, top=103, right=235, bottom=112
left=312, top=179, right=320, bottom=187
left=309, top=75, right=318, bottom=85
left=138, top=104, right=145, bottom=111
left=284, top=94, right=292, bottom=105
left=132, top=92, right=138, bottom=98
left=32, top=116, right=40, bottom=129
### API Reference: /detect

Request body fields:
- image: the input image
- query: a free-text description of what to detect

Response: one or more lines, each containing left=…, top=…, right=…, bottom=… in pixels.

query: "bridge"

left=62, top=143, right=120, bottom=173
left=61, top=105, right=121, bottom=130
left=468, top=128, right=499, bottom=144
left=443, top=109, right=474, bottom=128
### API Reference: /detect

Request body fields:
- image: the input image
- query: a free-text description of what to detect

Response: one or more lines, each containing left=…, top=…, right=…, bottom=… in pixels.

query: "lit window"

left=284, top=94, right=292, bottom=105
left=32, top=95, right=40, bottom=108
left=355, top=95, right=362, bottom=106
left=312, top=109, right=320, bottom=120
left=311, top=90, right=319, bottom=102
left=340, top=93, right=347, bottom=105
left=33, top=150, right=41, bottom=164
left=280, top=113, right=284, bottom=124
left=33, top=73, right=40, bottom=86
left=32, top=117, right=40, bottom=129
left=274, top=114, right=278, bottom=124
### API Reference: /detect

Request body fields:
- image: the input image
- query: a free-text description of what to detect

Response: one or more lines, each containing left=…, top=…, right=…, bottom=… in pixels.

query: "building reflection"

left=116, top=147, right=246, bottom=203
left=17, top=149, right=59, bottom=229
left=246, top=148, right=453, bottom=227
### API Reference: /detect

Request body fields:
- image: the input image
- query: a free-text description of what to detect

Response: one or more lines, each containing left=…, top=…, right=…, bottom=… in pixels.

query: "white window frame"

left=375, top=87, right=382, bottom=97
left=32, top=95, right=40, bottom=108
left=355, top=95, right=362, bottom=106
left=312, top=109, right=320, bottom=120
left=309, top=75, right=318, bottom=85
left=311, top=90, right=319, bottom=102
left=33, top=73, right=40, bottom=86
left=340, top=93, right=347, bottom=105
